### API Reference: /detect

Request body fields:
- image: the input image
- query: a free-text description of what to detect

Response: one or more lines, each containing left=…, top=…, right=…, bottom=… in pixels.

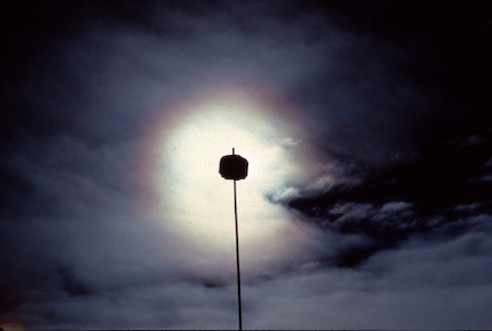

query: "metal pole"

left=232, top=149, right=243, bottom=331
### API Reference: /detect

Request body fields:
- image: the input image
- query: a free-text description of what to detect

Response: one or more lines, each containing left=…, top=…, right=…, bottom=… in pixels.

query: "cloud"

left=245, top=215, right=492, bottom=329
left=1, top=1, right=492, bottom=329
left=380, top=201, right=412, bottom=213
left=10, top=213, right=491, bottom=329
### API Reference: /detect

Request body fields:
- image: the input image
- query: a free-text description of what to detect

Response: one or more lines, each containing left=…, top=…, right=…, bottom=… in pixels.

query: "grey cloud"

left=380, top=201, right=412, bottom=213
left=2, top=1, right=492, bottom=329
left=6, top=275, right=207, bottom=328
left=485, top=156, right=492, bottom=168
left=245, top=217, right=492, bottom=329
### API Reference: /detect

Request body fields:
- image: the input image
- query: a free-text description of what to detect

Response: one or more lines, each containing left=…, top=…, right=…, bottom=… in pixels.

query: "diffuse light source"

left=219, top=148, right=248, bottom=331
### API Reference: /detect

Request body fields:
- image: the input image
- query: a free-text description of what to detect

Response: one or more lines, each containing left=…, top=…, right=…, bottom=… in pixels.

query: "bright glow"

left=143, top=88, right=323, bottom=276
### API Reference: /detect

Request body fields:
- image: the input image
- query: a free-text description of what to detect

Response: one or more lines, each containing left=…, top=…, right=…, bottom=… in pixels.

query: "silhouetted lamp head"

left=219, top=148, right=248, bottom=180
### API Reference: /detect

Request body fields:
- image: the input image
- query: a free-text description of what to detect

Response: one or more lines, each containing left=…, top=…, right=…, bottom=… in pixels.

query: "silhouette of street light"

left=219, top=148, right=248, bottom=331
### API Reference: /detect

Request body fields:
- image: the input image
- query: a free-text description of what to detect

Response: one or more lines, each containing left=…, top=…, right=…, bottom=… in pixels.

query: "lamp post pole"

left=233, top=174, right=242, bottom=330
left=219, top=147, right=248, bottom=331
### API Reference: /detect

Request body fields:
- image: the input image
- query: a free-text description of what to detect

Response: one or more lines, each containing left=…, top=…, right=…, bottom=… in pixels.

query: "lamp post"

left=219, top=148, right=248, bottom=331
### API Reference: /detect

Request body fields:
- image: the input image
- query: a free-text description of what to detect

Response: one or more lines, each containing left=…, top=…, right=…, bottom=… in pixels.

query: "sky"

left=1, top=1, right=492, bottom=329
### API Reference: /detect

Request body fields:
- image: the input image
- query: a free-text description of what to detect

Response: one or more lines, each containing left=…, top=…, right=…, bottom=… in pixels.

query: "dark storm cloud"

left=288, top=131, right=492, bottom=266
left=282, top=1, right=492, bottom=170
left=284, top=1, right=492, bottom=269
left=1, top=0, right=492, bottom=329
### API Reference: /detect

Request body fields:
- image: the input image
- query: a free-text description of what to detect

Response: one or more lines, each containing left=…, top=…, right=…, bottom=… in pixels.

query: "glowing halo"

left=137, top=85, right=318, bottom=275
